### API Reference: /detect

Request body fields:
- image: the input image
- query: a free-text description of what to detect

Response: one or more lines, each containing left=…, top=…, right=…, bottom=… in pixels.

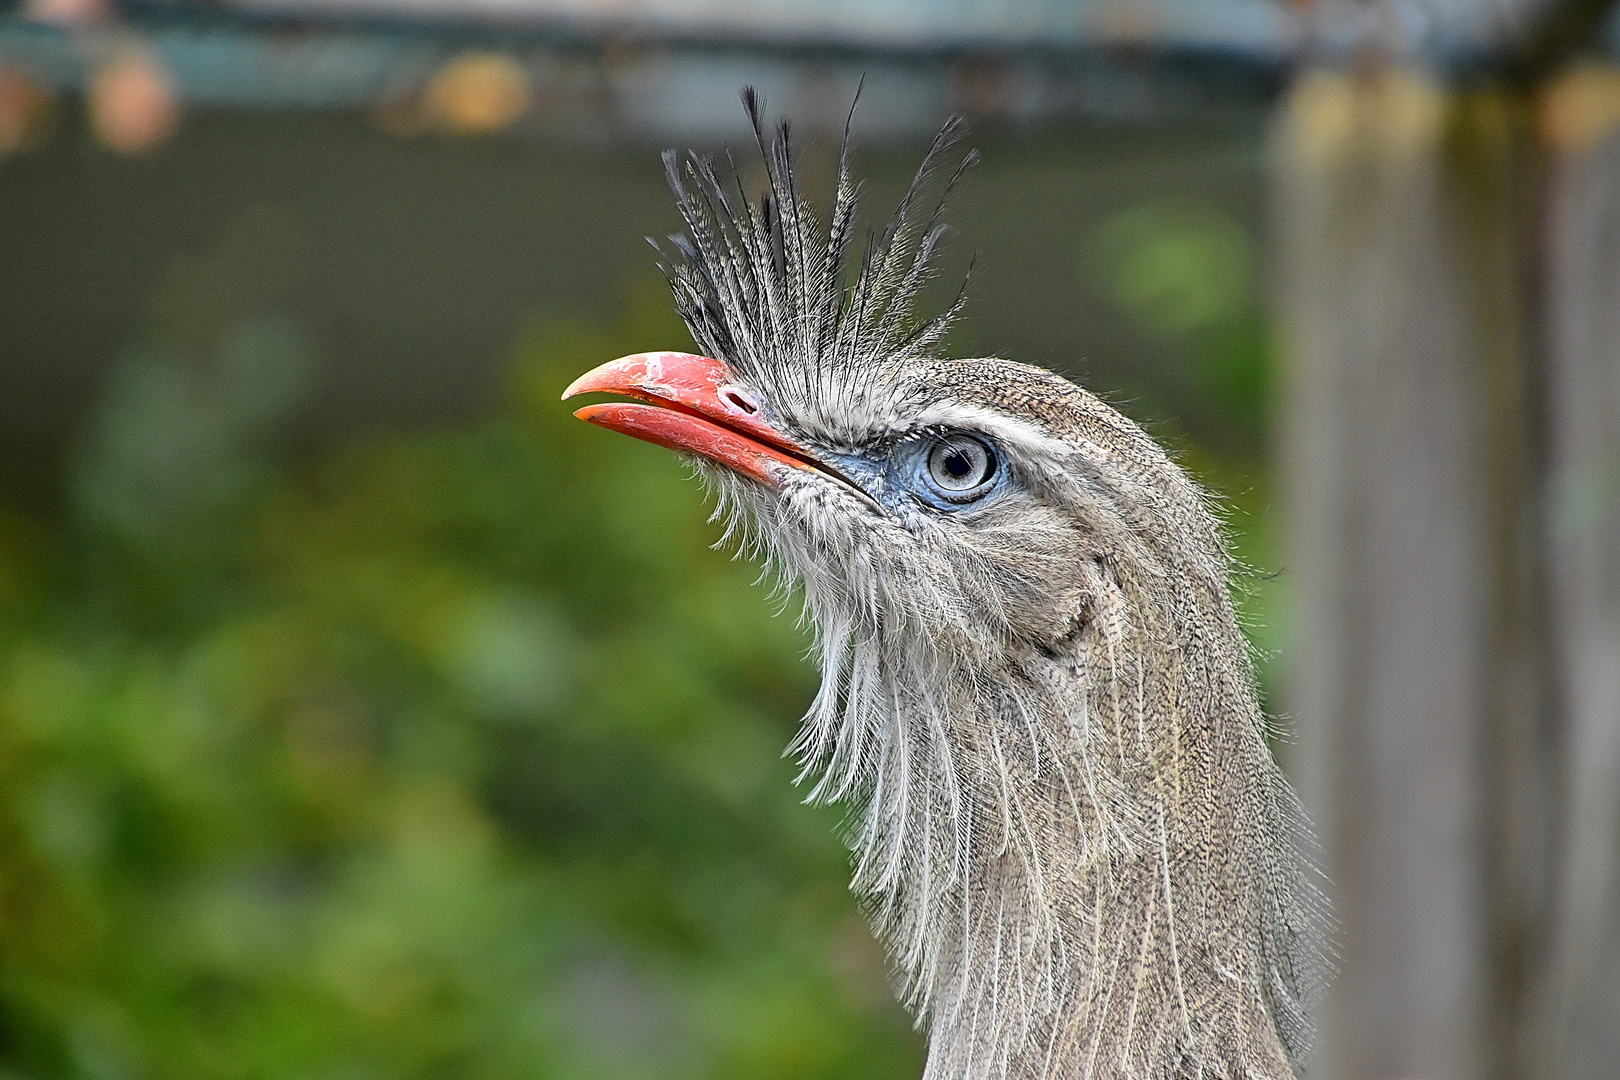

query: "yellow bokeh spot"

left=1541, top=64, right=1620, bottom=154
left=421, top=53, right=531, bottom=135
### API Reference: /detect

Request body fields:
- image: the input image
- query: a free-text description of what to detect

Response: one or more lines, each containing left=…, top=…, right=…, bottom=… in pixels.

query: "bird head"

left=564, top=94, right=1225, bottom=674
left=565, top=92, right=1324, bottom=1079
left=566, top=349, right=1172, bottom=649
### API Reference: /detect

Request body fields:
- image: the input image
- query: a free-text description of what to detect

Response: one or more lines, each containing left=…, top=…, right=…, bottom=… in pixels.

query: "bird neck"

left=808, top=579, right=1316, bottom=1080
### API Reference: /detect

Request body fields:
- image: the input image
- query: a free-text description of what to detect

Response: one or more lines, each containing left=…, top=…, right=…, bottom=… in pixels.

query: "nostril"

left=720, top=386, right=760, bottom=415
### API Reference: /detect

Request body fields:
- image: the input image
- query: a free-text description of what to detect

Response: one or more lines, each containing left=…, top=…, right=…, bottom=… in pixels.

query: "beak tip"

left=562, top=353, right=657, bottom=402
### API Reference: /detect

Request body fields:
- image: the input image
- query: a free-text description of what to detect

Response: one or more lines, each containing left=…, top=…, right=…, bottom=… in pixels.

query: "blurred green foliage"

left=0, top=286, right=925, bottom=1080
left=1085, top=197, right=1275, bottom=457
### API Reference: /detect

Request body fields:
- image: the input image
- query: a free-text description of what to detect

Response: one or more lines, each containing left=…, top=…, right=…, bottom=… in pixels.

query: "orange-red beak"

left=562, top=352, right=819, bottom=487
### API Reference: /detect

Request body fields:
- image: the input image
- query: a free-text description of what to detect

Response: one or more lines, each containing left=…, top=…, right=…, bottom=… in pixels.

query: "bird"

left=564, top=91, right=1328, bottom=1080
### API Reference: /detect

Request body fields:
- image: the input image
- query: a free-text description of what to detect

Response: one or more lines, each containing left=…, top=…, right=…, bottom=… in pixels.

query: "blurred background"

left=0, top=1, right=1617, bottom=1079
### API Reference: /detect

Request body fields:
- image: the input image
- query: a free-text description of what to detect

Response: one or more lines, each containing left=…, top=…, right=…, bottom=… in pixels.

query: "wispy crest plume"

left=656, top=87, right=977, bottom=421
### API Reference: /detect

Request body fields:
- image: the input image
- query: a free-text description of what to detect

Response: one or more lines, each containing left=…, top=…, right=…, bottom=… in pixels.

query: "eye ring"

left=922, top=434, right=998, bottom=502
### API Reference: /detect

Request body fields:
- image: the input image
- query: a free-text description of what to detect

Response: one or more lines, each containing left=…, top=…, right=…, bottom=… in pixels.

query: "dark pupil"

left=944, top=450, right=972, bottom=479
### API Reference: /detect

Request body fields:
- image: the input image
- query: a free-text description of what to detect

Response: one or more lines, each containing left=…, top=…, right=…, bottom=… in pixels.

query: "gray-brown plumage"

left=567, top=92, right=1328, bottom=1080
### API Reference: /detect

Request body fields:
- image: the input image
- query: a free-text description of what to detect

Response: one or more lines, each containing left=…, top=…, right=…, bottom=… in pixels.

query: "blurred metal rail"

left=0, top=1, right=1287, bottom=139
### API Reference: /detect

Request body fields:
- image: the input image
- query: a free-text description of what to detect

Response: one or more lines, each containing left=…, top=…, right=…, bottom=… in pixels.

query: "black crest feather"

left=655, top=87, right=977, bottom=418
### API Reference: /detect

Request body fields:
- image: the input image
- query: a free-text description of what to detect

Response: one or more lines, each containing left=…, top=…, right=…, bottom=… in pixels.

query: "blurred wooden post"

left=1273, top=69, right=1553, bottom=1080
left=1539, top=64, right=1620, bottom=1080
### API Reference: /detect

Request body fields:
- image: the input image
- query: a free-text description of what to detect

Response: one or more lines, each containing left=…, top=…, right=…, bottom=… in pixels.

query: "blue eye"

left=920, top=435, right=998, bottom=503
